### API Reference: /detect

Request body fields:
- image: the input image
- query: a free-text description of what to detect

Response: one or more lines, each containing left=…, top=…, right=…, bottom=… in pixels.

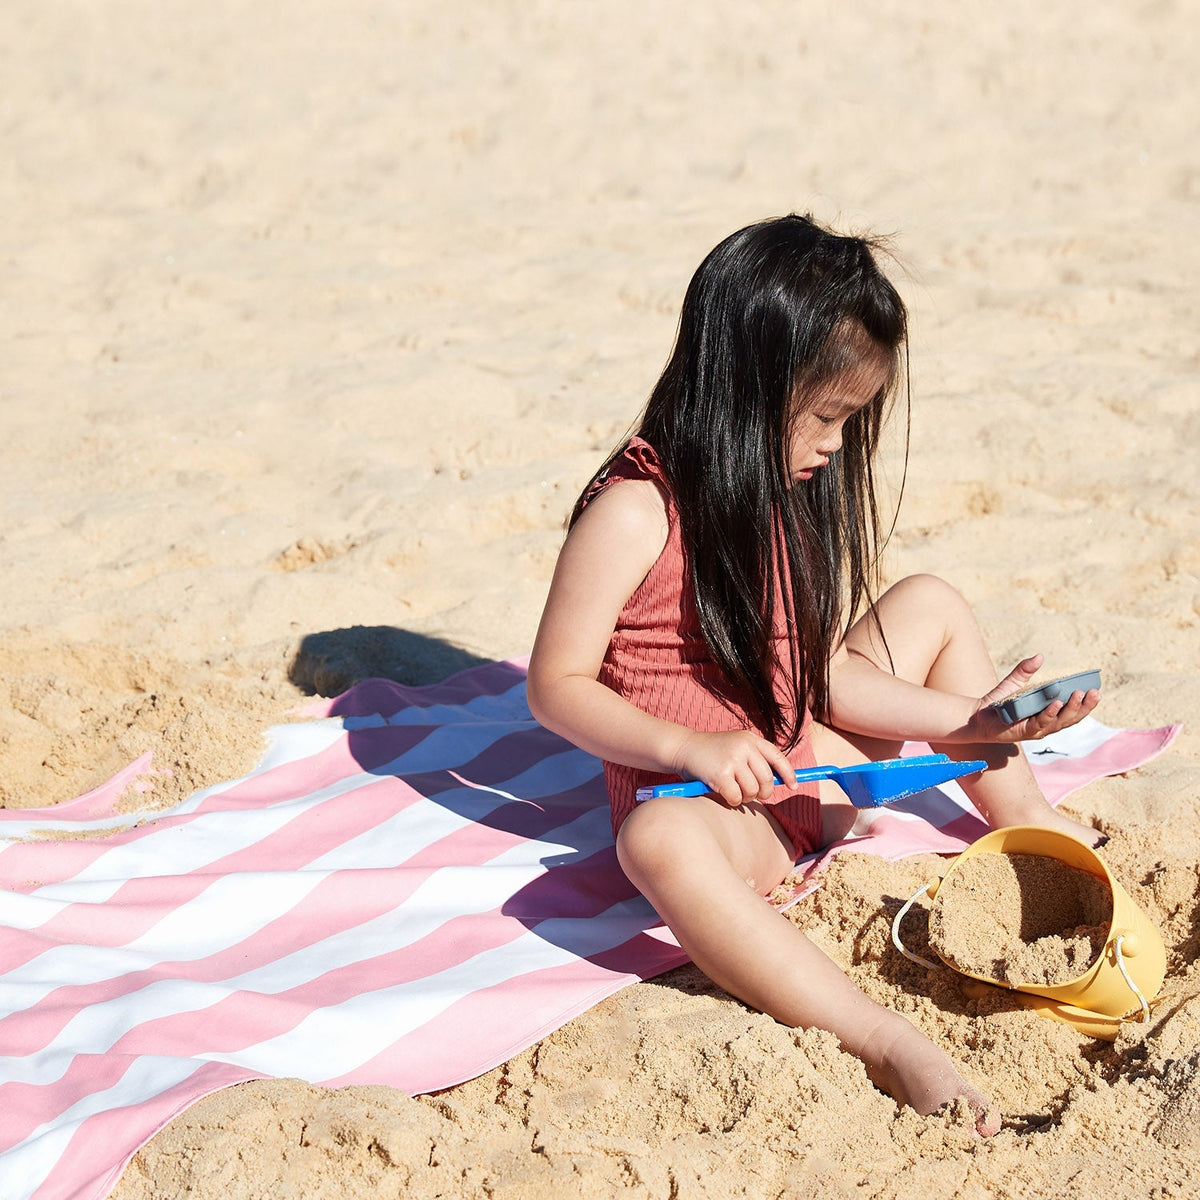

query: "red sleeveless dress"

left=583, top=438, right=822, bottom=859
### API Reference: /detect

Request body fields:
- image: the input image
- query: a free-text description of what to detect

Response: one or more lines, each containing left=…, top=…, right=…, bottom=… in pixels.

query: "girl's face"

left=787, top=356, right=891, bottom=482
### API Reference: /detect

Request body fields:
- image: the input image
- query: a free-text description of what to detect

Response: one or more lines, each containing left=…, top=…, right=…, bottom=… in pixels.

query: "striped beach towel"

left=0, top=659, right=1179, bottom=1200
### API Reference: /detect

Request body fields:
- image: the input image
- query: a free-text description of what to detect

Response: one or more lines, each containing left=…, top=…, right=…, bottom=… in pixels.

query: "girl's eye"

left=815, top=414, right=836, bottom=425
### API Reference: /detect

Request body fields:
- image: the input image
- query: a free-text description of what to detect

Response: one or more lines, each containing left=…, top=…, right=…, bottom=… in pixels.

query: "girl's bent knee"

left=886, top=574, right=974, bottom=620
left=890, top=573, right=960, bottom=602
left=615, top=799, right=674, bottom=871
left=616, top=797, right=709, bottom=878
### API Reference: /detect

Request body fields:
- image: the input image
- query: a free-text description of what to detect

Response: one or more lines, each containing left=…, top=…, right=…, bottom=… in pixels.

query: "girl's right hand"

left=671, top=729, right=798, bottom=807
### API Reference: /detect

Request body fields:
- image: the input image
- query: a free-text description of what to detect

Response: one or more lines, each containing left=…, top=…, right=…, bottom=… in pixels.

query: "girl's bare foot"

left=859, top=1018, right=1001, bottom=1137
left=1031, top=808, right=1108, bottom=848
left=999, top=803, right=1108, bottom=849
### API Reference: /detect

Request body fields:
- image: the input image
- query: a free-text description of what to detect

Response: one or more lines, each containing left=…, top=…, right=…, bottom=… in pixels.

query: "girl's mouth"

left=795, top=459, right=828, bottom=480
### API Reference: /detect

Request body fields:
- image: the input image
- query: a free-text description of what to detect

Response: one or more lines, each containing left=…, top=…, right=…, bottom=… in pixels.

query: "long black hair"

left=575, top=214, right=908, bottom=749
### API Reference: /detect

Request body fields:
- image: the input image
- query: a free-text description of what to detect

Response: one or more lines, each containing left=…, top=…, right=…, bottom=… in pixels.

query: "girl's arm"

left=826, top=643, right=1097, bottom=745
left=526, top=480, right=795, bottom=806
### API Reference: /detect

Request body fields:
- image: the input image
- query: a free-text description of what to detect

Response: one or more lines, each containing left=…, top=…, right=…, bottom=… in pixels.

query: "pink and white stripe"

left=0, top=658, right=1179, bottom=1200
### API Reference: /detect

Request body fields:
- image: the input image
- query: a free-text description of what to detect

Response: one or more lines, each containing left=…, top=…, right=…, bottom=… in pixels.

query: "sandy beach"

left=3, top=1, right=1198, bottom=1195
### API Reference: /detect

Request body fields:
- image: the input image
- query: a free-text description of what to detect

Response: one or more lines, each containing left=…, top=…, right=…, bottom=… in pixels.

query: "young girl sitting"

left=525, top=214, right=1101, bottom=1136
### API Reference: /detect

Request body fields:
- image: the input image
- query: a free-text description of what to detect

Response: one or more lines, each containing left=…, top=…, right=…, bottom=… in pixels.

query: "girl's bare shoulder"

left=531, top=478, right=670, bottom=682
left=575, top=476, right=669, bottom=563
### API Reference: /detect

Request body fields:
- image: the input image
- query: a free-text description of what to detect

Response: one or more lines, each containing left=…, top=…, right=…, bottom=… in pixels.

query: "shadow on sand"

left=289, top=625, right=493, bottom=696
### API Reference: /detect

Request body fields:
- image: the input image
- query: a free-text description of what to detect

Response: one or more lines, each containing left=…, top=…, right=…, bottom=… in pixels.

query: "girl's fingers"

left=985, top=656, right=1042, bottom=706
left=731, top=768, right=756, bottom=805
left=755, top=749, right=787, bottom=798
left=733, top=760, right=764, bottom=805
left=1043, top=689, right=1098, bottom=732
left=715, top=772, right=744, bottom=806
left=741, top=758, right=776, bottom=803
left=690, top=733, right=796, bottom=805
left=769, top=747, right=798, bottom=791
left=751, top=739, right=793, bottom=792
left=718, top=757, right=782, bottom=805
left=1021, top=688, right=1099, bottom=739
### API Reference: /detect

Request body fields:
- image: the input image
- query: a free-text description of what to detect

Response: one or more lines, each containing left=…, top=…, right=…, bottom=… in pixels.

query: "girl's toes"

left=974, top=1101, right=1002, bottom=1137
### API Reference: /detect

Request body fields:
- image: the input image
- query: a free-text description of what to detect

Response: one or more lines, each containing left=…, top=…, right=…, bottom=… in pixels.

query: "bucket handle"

left=892, top=884, right=1153, bottom=1025
left=1112, top=934, right=1151, bottom=1024
left=892, top=883, right=939, bottom=969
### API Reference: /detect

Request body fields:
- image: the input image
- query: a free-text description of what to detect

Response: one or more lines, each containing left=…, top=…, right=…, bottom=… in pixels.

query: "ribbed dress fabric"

left=583, top=438, right=822, bottom=859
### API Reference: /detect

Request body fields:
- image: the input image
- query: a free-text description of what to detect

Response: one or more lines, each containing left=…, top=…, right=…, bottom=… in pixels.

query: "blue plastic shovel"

left=634, top=753, right=988, bottom=808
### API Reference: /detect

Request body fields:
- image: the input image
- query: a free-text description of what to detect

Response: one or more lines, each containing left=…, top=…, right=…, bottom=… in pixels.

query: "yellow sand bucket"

left=892, top=826, right=1166, bottom=1040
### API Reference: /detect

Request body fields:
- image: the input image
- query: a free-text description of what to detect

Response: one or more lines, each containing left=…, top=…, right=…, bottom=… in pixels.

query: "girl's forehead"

left=835, top=354, right=892, bottom=393
left=800, top=354, right=893, bottom=410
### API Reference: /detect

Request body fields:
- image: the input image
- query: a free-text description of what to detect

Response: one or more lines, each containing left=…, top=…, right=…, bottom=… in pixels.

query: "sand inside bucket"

left=928, top=851, right=1112, bottom=987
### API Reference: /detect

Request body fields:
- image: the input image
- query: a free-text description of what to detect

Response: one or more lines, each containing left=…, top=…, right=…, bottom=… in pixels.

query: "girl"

left=526, top=214, right=1100, bottom=1136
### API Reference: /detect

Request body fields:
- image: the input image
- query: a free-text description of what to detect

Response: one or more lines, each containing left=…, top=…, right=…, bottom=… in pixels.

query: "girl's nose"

left=818, top=425, right=844, bottom=454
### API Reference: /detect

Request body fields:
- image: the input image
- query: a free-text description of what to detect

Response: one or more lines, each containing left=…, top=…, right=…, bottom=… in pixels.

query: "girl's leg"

left=616, top=795, right=1000, bottom=1135
left=834, top=573, right=1102, bottom=844
left=810, top=724, right=902, bottom=846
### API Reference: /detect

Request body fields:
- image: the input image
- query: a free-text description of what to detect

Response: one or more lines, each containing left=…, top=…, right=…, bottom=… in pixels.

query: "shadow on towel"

left=290, top=626, right=492, bottom=697
left=335, top=660, right=682, bottom=976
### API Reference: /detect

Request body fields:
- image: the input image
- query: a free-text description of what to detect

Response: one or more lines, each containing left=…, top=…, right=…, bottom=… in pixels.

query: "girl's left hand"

left=966, top=655, right=1100, bottom=743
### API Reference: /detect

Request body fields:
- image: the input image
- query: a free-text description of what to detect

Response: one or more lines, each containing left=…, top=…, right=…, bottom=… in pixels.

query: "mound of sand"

left=928, top=852, right=1112, bottom=987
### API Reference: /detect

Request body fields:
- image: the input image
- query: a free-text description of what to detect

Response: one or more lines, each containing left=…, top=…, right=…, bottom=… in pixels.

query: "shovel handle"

left=634, top=755, right=959, bottom=803
left=636, top=767, right=833, bottom=802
